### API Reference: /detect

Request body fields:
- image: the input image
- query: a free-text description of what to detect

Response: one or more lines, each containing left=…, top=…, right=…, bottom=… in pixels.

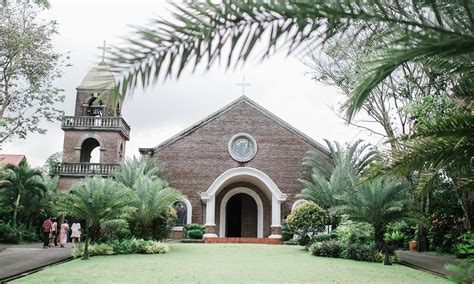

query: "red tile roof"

left=0, top=154, right=26, bottom=166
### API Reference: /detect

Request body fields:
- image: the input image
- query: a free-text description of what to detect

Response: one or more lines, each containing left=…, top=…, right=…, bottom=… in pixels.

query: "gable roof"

left=0, top=154, right=26, bottom=166
left=139, top=96, right=330, bottom=156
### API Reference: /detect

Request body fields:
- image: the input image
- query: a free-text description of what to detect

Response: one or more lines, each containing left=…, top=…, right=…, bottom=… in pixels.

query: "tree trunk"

left=457, top=188, right=474, bottom=232
left=417, top=224, right=428, bottom=252
left=12, top=192, right=21, bottom=222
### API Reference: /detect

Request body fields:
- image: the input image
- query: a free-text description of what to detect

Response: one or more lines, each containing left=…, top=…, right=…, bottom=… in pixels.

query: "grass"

left=14, top=243, right=447, bottom=283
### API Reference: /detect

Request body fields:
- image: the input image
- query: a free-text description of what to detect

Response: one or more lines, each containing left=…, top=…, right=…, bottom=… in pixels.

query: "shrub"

left=455, top=232, right=474, bottom=259
left=100, top=219, right=131, bottom=241
left=0, top=222, right=38, bottom=244
left=335, top=220, right=374, bottom=246
left=0, top=222, right=21, bottom=244
left=344, top=243, right=374, bottom=261
left=311, top=232, right=338, bottom=243
left=184, top=223, right=205, bottom=232
left=283, top=239, right=299, bottom=246
left=187, top=229, right=203, bottom=240
left=281, top=223, right=293, bottom=242
left=384, top=231, right=405, bottom=248
left=73, top=238, right=170, bottom=257
left=151, top=208, right=177, bottom=240
left=184, top=223, right=205, bottom=239
left=287, top=201, right=326, bottom=245
left=309, top=240, right=341, bottom=258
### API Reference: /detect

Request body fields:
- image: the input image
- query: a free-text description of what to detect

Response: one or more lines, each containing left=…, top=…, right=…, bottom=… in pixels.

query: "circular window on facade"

left=228, top=133, right=258, bottom=162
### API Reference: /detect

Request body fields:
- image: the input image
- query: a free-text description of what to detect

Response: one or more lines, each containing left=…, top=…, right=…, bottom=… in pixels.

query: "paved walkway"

left=397, top=250, right=462, bottom=277
left=0, top=242, right=73, bottom=281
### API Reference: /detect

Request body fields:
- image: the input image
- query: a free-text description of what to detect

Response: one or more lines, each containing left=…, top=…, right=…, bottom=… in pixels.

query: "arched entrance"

left=80, top=137, right=100, bottom=163
left=219, top=187, right=263, bottom=238
left=201, top=167, right=288, bottom=239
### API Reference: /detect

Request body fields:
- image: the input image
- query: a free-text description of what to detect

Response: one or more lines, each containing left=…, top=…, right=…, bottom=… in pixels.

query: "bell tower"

left=57, top=60, right=130, bottom=190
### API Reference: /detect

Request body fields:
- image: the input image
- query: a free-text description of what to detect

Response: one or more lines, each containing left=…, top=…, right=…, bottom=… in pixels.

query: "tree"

left=0, top=160, right=46, bottom=222
left=109, top=0, right=473, bottom=229
left=112, top=156, right=163, bottom=189
left=0, top=1, right=65, bottom=144
left=66, top=177, right=135, bottom=242
left=333, top=177, right=413, bottom=264
left=298, top=140, right=376, bottom=211
left=128, top=175, right=179, bottom=239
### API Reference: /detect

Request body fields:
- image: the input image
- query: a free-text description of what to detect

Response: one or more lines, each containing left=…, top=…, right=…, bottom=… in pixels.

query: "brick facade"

left=144, top=97, right=330, bottom=238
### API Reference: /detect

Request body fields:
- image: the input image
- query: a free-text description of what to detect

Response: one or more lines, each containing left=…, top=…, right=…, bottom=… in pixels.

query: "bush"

left=281, top=223, right=293, bottom=242
left=187, top=229, right=203, bottom=240
left=287, top=201, right=326, bottom=245
left=344, top=243, right=375, bottom=261
left=384, top=231, right=405, bottom=248
left=335, top=220, right=374, bottom=246
left=151, top=208, right=177, bottom=240
left=184, top=223, right=205, bottom=239
left=283, top=239, right=299, bottom=246
left=100, top=219, right=130, bottom=241
left=311, top=232, right=338, bottom=243
left=74, top=238, right=170, bottom=257
left=455, top=232, right=474, bottom=259
left=0, top=222, right=38, bottom=244
left=309, top=240, right=341, bottom=258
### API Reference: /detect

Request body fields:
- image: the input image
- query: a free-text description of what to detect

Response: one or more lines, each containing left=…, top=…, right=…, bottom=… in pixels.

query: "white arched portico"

left=199, top=167, right=288, bottom=239
left=219, top=187, right=264, bottom=238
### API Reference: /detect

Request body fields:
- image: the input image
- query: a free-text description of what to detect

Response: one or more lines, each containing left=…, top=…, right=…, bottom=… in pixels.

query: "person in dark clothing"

left=42, top=216, right=53, bottom=248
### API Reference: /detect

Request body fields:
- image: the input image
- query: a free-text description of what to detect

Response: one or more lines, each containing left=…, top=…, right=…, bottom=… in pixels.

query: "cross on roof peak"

left=236, top=75, right=251, bottom=96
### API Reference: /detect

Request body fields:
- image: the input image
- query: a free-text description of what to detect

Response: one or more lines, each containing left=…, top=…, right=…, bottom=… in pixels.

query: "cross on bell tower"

left=97, top=40, right=111, bottom=64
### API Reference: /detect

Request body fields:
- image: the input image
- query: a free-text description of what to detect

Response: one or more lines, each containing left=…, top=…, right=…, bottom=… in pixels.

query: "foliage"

left=112, top=156, right=163, bottom=188
left=42, top=152, right=62, bottom=177
left=445, top=259, right=474, bottom=284
left=73, top=238, right=169, bottom=257
left=334, top=220, right=374, bottom=246
left=283, top=239, right=299, bottom=246
left=286, top=201, right=326, bottom=245
left=100, top=219, right=131, bottom=242
left=308, top=240, right=341, bottom=258
left=65, top=177, right=135, bottom=242
left=344, top=243, right=376, bottom=262
left=311, top=232, right=338, bottom=244
left=184, top=223, right=205, bottom=239
left=0, top=1, right=66, bottom=143
left=0, top=160, right=47, bottom=222
left=281, top=222, right=293, bottom=242
left=127, top=175, right=179, bottom=240
left=455, top=232, right=474, bottom=259
left=333, top=177, right=413, bottom=252
left=384, top=231, right=405, bottom=248
left=0, top=221, right=37, bottom=243
left=187, top=229, right=203, bottom=240
left=299, top=140, right=376, bottom=213
left=150, top=207, right=177, bottom=241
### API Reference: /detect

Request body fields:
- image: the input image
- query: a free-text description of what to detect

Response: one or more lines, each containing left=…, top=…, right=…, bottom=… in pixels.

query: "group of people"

left=41, top=217, right=81, bottom=248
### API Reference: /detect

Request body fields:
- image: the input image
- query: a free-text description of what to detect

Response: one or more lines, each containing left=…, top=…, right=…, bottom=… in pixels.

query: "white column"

left=269, top=195, right=282, bottom=239
left=203, top=197, right=218, bottom=238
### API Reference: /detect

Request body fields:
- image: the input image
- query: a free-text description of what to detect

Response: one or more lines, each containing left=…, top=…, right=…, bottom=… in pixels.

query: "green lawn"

left=14, top=243, right=446, bottom=283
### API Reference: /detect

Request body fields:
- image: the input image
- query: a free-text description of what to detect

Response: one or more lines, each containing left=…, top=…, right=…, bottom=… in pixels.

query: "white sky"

left=3, top=0, right=382, bottom=167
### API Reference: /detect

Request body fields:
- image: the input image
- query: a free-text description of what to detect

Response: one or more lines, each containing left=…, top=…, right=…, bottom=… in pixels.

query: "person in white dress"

left=70, top=222, right=81, bottom=246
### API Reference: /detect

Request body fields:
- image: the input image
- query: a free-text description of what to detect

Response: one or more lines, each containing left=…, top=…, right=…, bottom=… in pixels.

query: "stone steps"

left=204, top=237, right=282, bottom=245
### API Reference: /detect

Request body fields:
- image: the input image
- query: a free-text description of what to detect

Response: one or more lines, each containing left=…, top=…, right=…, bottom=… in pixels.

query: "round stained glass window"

left=228, top=133, right=257, bottom=162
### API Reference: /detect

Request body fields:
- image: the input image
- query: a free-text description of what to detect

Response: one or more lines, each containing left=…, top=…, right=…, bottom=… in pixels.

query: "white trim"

left=219, top=187, right=264, bottom=238
left=172, top=196, right=192, bottom=231
left=199, top=167, right=287, bottom=202
left=291, top=199, right=307, bottom=212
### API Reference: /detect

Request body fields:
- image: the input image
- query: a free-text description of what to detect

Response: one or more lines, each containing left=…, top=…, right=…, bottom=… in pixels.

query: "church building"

left=139, top=96, right=331, bottom=239
left=56, top=53, right=331, bottom=240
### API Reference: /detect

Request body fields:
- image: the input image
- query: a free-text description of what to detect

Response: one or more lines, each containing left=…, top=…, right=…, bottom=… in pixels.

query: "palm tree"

left=67, top=177, right=135, bottom=242
left=333, top=177, right=413, bottom=264
left=108, top=0, right=473, bottom=229
left=112, top=156, right=162, bottom=188
left=0, top=160, right=46, bottom=222
left=130, top=175, right=180, bottom=239
left=298, top=140, right=376, bottom=209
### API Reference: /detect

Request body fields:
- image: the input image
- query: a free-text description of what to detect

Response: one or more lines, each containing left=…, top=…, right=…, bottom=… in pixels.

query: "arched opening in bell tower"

left=80, top=137, right=101, bottom=163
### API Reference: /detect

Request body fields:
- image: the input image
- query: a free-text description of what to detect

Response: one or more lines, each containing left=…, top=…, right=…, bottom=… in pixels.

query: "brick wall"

left=152, top=100, right=329, bottom=235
